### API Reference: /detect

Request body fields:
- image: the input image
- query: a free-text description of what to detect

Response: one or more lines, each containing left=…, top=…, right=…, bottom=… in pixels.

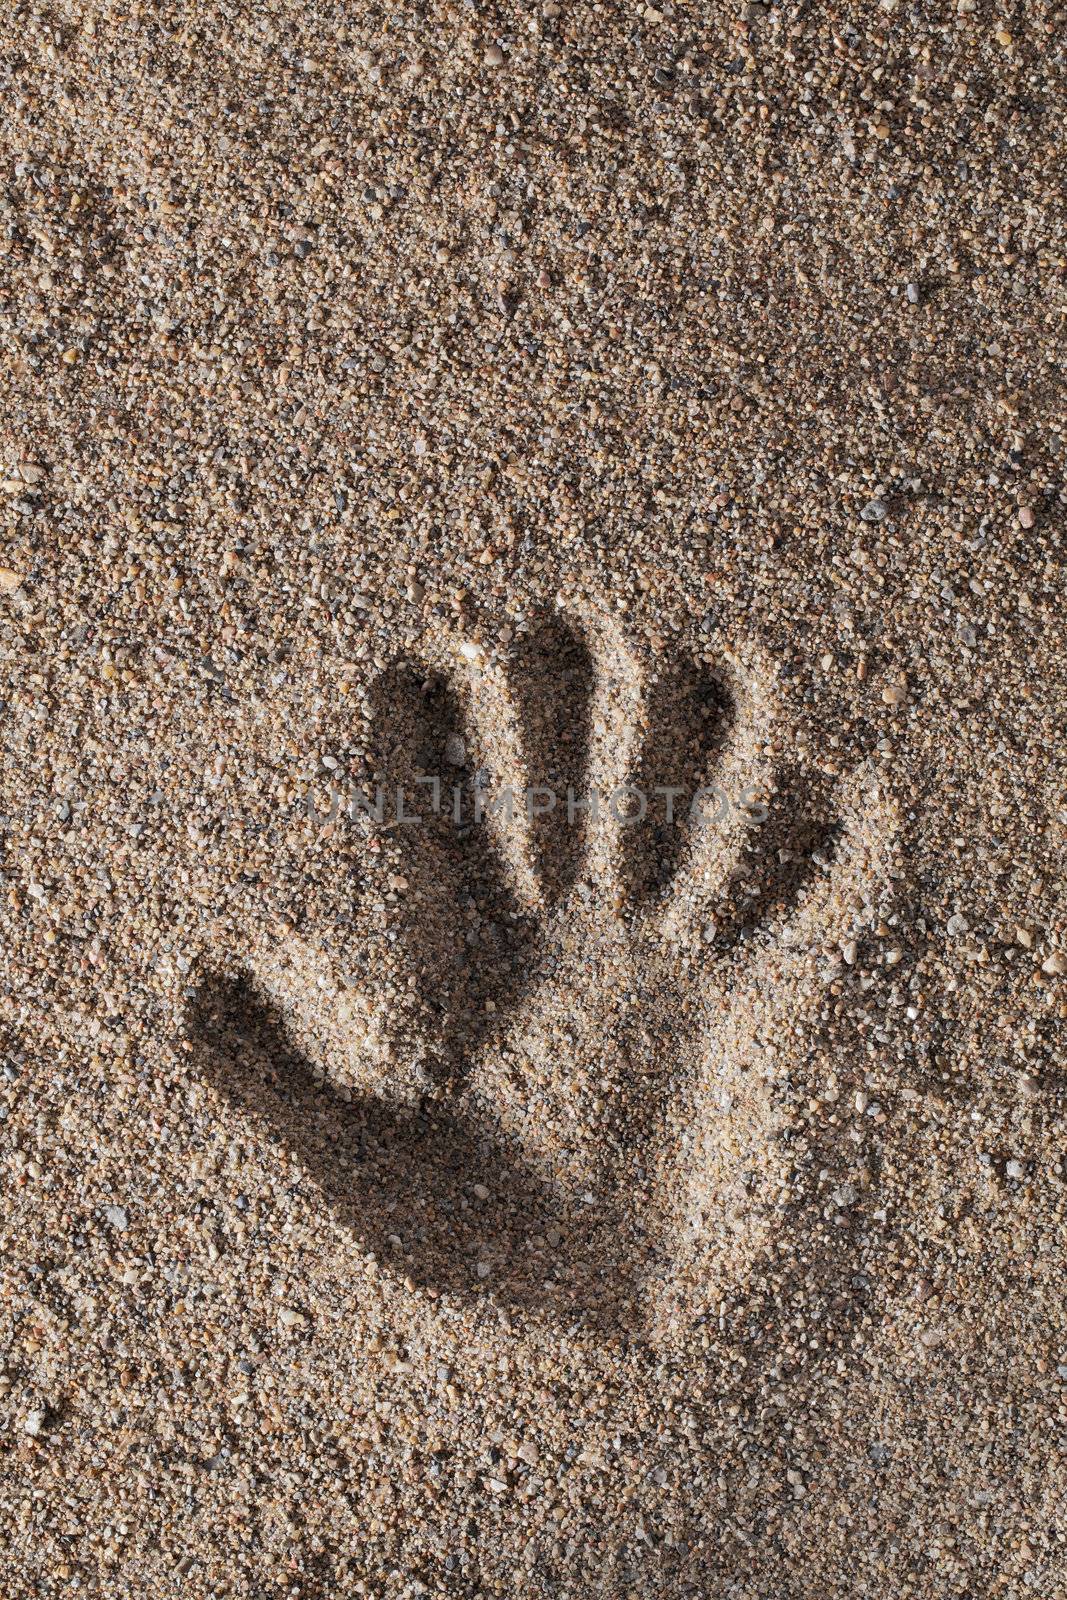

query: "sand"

left=1, top=1, right=1066, bottom=1595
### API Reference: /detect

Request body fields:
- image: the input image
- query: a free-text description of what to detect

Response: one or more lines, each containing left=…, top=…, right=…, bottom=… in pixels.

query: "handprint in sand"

left=185, top=614, right=894, bottom=1337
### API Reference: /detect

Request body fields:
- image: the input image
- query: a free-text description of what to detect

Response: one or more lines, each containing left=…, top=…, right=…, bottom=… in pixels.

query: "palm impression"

left=185, top=614, right=893, bottom=1337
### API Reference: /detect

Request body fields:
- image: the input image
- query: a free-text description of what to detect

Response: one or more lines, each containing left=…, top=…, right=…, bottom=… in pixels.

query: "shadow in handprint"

left=362, top=655, right=545, bottom=1091
left=186, top=968, right=637, bottom=1329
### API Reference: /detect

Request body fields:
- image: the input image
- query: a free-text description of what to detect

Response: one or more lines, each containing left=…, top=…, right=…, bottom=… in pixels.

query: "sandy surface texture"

left=2, top=2, right=1066, bottom=1596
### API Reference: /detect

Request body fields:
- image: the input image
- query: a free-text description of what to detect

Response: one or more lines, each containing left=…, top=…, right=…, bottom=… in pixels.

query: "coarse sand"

left=1, top=3, right=1066, bottom=1596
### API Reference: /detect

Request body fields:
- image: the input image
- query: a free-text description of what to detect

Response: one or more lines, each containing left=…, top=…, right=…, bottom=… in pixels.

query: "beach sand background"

left=1, top=2, right=1066, bottom=1595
